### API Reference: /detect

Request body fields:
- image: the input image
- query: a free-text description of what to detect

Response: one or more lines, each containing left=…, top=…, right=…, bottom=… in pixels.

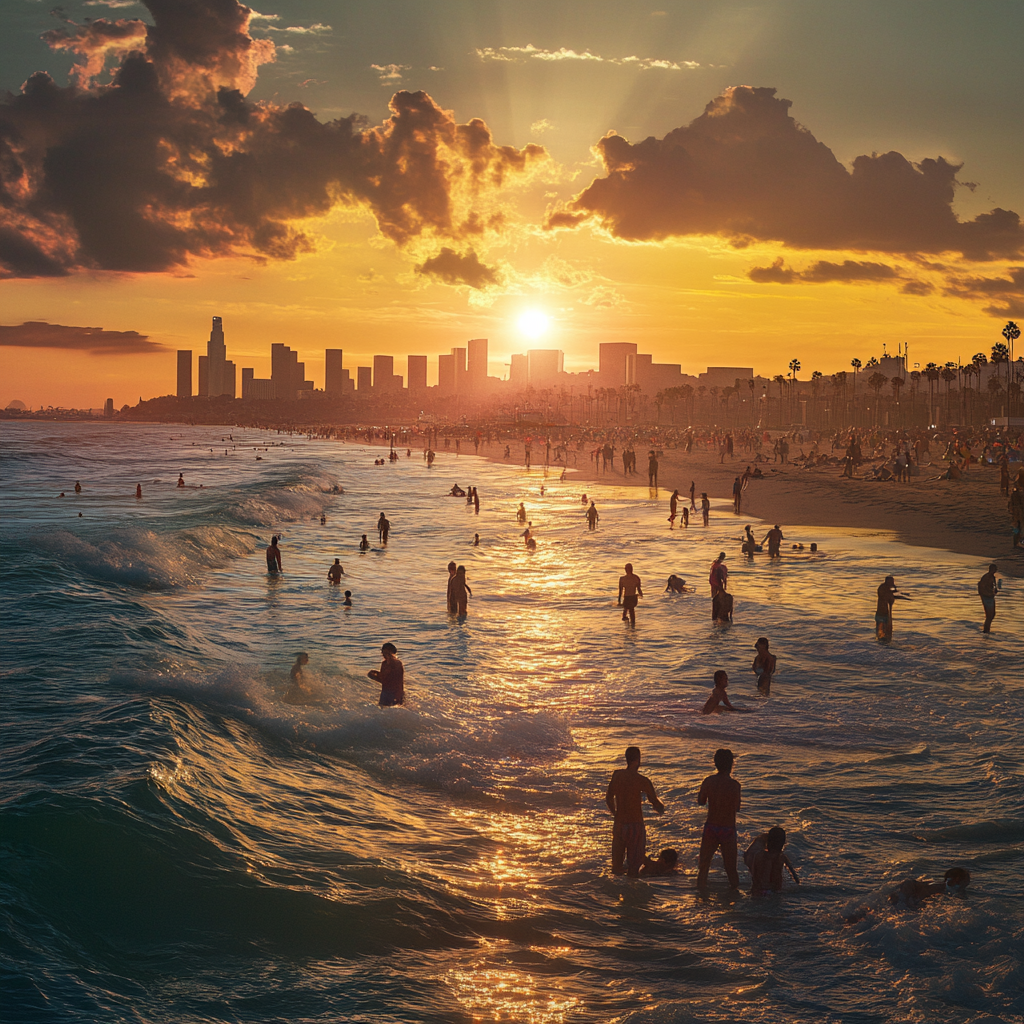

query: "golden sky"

left=1, top=0, right=1021, bottom=408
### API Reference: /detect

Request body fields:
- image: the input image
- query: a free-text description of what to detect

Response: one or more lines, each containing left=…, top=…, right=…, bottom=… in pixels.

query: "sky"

left=1, top=0, right=1022, bottom=408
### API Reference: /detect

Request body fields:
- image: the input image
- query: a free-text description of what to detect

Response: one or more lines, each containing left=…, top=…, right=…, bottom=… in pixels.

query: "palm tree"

left=940, top=366, right=957, bottom=421
left=891, top=375, right=905, bottom=425
left=867, top=371, right=888, bottom=424
left=991, top=342, right=1009, bottom=386
left=1003, top=321, right=1020, bottom=377
left=850, top=358, right=862, bottom=399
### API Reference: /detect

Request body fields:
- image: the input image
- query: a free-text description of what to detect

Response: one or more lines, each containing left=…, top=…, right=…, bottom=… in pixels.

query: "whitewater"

left=1, top=421, right=1020, bottom=1024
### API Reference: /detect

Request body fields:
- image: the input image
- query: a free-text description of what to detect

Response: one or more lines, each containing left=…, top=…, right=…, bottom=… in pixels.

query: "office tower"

left=198, top=356, right=209, bottom=397
left=222, top=360, right=236, bottom=399
left=325, top=350, right=344, bottom=393
left=451, top=347, right=467, bottom=392
left=373, top=355, right=395, bottom=392
left=176, top=350, right=192, bottom=398
left=104, top=398, right=114, bottom=417
left=438, top=354, right=455, bottom=392
left=201, top=316, right=227, bottom=397
left=407, top=355, right=427, bottom=392
left=599, top=342, right=638, bottom=388
left=509, top=353, right=528, bottom=386
left=467, top=338, right=488, bottom=385
left=356, top=366, right=372, bottom=391
left=272, top=343, right=303, bottom=400
left=527, top=349, right=564, bottom=386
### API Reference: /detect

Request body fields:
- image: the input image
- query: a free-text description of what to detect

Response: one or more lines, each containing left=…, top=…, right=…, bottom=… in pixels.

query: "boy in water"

left=605, top=746, right=665, bottom=876
left=640, top=848, right=679, bottom=877
left=697, top=748, right=742, bottom=888
left=285, top=652, right=310, bottom=703
left=702, top=671, right=748, bottom=714
left=343, top=590, right=352, bottom=606
left=744, top=827, right=800, bottom=896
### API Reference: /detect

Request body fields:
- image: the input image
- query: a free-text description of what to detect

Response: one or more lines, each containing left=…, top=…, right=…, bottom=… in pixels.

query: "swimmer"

left=526, top=537, right=537, bottom=552
left=618, top=563, right=643, bottom=626
left=701, top=671, right=750, bottom=714
left=136, top=484, right=142, bottom=499
left=359, top=534, right=371, bottom=551
left=744, top=827, right=800, bottom=896
left=696, top=748, right=741, bottom=888
left=284, top=652, right=310, bottom=703
left=605, top=746, right=665, bottom=876
left=516, top=502, right=527, bottom=523
left=320, top=513, right=326, bottom=525
left=74, top=481, right=82, bottom=493
left=845, top=868, right=971, bottom=924
left=266, top=535, right=282, bottom=573
left=665, top=575, right=688, bottom=593
left=640, top=848, right=679, bottom=877
left=343, top=590, right=352, bottom=606
left=58, top=492, right=65, bottom=498
left=752, top=637, right=776, bottom=694
left=177, top=473, right=185, bottom=487
left=368, top=642, right=404, bottom=706
left=473, top=533, right=480, bottom=546
left=327, top=558, right=344, bottom=584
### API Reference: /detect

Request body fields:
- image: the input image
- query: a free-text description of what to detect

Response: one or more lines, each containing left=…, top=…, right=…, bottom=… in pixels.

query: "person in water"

left=666, top=575, right=688, bottom=593
left=359, top=534, right=371, bottom=551
left=285, top=653, right=310, bottom=703
left=74, top=481, right=82, bottom=493
left=446, top=561, right=458, bottom=612
left=605, top=746, right=665, bottom=877
left=640, top=848, right=679, bottom=877
left=618, top=563, right=643, bottom=626
left=343, top=590, right=352, bottom=606
left=701, top=493, right=710, bottom=527
left=449, top=565, right=472, bottom=617
left=368, top=642, right=404, bottom=706
left=668, top=489, right=680, bottom=527
left=377, top=513, right=390, bottom=544
left=845, top=867, right=971, bottom=924
left=744, top=827, right=800, bottom=896
left=709, top=552, right=729, bottom=621
left=696, top=748, right=742, bottom=888
left=450, top=483, right=466, bottom=497
left=136, top=483, right=142, bottom=499
left=473, top=533, right=480, bottom=546
left=752, top=637, right=776, bottom=694
left=266, top=535, right=282, bottom=573
left=702, top=671, right=749, bottom=714
left=763, top=524, right=784, bottom=558
left=875, top=575, right=910, bottom=640
left=327, top=558, right=344, bottom=584
left=516, top=502, right=527, bottom=523
left=977, top=563, right=998, bottom=633
left=586, top=501, right=600, bottom=530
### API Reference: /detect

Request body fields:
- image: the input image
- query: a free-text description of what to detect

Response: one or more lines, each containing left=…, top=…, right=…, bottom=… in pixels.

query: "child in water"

left=702, top=671, right=750, bottom=714
left=285, top=653, right=310, bottom=704
left=744, top=827, right=800, bottom=896
left=640, top=848, right=679, bottom=877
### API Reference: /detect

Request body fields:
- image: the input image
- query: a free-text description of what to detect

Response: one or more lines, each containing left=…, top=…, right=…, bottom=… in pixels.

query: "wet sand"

left=442, top=439, right=1024, bottom=577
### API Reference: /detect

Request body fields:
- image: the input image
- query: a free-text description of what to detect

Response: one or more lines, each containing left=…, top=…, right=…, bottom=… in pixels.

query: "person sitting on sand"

left=702, top=671, right=749, bottom=714
left=744, top=827, right=799, bottom=896
left=640, top=848, right=679, bottom=877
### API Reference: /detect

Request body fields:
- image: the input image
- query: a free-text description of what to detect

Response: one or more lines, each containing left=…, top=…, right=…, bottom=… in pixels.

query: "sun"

left=517, top=309, right=550, bottom=340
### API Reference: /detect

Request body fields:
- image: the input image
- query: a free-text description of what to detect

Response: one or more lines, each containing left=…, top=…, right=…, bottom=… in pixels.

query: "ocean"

left=1, top=421, right=1020, bottom=1024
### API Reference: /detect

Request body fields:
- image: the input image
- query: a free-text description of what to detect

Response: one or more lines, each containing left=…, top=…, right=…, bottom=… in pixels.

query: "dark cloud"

left=547, top=86, right=1024, bottom=262
left=942, top=267, right=1024, bottom=317
left=0, top=0, right=546, bottom=278
left=748, top=257, right=899, bottom=285
left=900, top=280, right=934, bottom=296
left=416, top=247, right=500, bottom=288
left=0, top=320, right=164, bottom=353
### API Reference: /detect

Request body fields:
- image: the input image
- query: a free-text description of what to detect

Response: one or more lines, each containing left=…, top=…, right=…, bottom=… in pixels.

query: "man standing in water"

left=377, top=512, right=390, bottom=544
left=763, top=525, right=784, bottom=558
left=266, top=535, right=282, bottom=573
left=368, top=642, right=404, bottom=706
left=327, top=558, right=344, bottom=584
left=875, top=575, right=910, bottom=640
left=586, top=501, right=600, bottom=530
left=732, top=477, right=742, bottom=514
left=696, top=748, right=741, bottom=889
left=618, top=563, right=644, bottom=626
left=605, top=746, right=665, bottom=876
left=977, top=563, right=998, bottom=633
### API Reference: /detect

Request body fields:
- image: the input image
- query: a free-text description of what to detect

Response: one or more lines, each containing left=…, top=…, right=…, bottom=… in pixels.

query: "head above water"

left=988, top=563, right=998, bottom=572
left=624, top=563, right=633, bottom=573
left=766, top=826, right=787, bottom=852
left=713, top=748, right=734, bottom=773
left=944, top=867, right=971, bottom=893
left=381, top=642, right=397, bottom=656
left=658, top=848, right=679, bottom=866
left=713, top=670, right=728, bottom=687
left=625, top=746, right=641, bottom=766
left=755, top=637, right=770, bottom=649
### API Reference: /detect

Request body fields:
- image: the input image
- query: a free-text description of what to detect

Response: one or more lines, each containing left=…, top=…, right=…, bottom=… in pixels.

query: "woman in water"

left=751, top=637, right=776, bottom=695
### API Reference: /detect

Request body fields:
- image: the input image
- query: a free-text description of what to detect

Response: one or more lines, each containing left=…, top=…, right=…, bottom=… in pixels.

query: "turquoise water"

left=1, top=422, right=1020, bottom=1024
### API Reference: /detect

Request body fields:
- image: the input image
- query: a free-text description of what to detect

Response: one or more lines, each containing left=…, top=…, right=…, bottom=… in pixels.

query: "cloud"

left=264, top=22, right=331, bottom=34
left=371, top=63, right=410, bottom=83
left=942, top=267, right=1024, bottom=317
left=0, top=321, right=165, bottom=353
left=476, top=44, right=698, bottom=71
left=0, top=0, right=547, bottom=278
left=416, top=247, right=500, bottom=288
left=531, top=119, right=555, bottom=135
left=750, top=257, right=899, bottom=284
left=547, top=86, right=1024, bottom=262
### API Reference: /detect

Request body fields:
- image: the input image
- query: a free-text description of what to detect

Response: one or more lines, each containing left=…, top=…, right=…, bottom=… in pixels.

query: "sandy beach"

left=445, top=438, right=1024, bottom=577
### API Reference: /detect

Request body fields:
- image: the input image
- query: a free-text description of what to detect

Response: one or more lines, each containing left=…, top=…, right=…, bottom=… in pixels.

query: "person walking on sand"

left=586, top=501, right=600, bottom=530
left=875, top=574, right=910, bottom=640
left=696, top=748, right=741, bottom=888
left=327, top=558, right=344, bottom=584
left=689, top=481, right=696, bottom=511
left=648, top=451, right=659, bottom=488
left=368, top=642, right=405, bottom=706
left=618, top=563, right=644, bottom=626
left=978, top=563, right=999, bottom=633
left=605, top=746, right=665, bottom=876
left=266, top=535, right=282, bottom=573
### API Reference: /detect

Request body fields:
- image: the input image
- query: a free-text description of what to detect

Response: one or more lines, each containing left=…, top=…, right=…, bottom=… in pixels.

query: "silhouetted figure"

left=605, top=746, right=665, bottom=876
left=266, top=535, right=282, bottom=573
left=368, top=642, right=404, bottom=706
left=696, top=748, right=741, bottom=888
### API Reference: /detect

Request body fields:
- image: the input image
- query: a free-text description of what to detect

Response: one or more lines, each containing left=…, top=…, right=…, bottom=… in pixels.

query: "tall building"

left=242, top=367, right=275, bottom=400
left=199, top=316, right=227, bottom=397
left=198, top=356, right=208, bottom=397
left=271, top=343, right=311, bottom=400
left=356, top=366, right=372, bottom=391
left=527, top=349, right=564, bottom=387
left=325, top=350, right=353, bottom=395
left=451, top=347, right=467, bottom=392
left=509, top=353, right=528, bottom=387
left=407, top=355, right=428, bottom=392
left=599, top=343, right=638, bottom=388
left=104, top=398, right=114, bottom=417
left=467, top=338, right=488, bottom=386
left=438, top=353, right=456, bottom=393
left=222, top=360, right=236, bottom=399
left=176, top=350, right=192, bottom=398
left=373, top=355, right=396, bottom=392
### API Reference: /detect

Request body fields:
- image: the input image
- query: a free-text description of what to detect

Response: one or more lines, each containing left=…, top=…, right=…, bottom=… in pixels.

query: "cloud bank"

left=547, top=86, right=1024, bottom=262
left=0, top=0, right=546, bottom=279
left=0, top=321, right=164, bottom=353
left=477, top=44, right=698, bottom=71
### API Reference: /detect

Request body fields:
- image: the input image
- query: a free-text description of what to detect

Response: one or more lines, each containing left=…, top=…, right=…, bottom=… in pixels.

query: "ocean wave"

left=225, top=469, right=343, bottom=527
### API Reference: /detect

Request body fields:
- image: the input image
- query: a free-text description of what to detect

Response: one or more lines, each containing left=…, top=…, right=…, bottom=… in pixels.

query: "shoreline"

left=378, top=436, right=1024, bottom=577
